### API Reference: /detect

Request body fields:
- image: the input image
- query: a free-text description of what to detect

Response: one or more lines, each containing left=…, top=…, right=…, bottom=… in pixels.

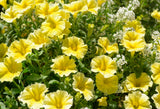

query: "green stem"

left=13, top=80, right=22, bottom=91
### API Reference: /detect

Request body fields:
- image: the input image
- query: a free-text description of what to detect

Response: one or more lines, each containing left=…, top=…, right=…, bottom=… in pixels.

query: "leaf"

left=26, top=73, right=41, bottom=81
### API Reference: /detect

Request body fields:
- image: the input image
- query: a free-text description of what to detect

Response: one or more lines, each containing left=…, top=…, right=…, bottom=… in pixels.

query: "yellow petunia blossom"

left=97, top=97, right=107, bottom=106
left=96, top=73, right=118, bottom=94
left=1, top=6, right=22, bottom=23
left=43, top=90, right=73, bottom=109
left=35, top=0, right=46, bottom=5
left=63, top=0, right=88, bottom=17
left=151, top=10, right=160, bottom=20
left=152, top=85, right=160, bottom=109
left=0, top=0, right=7, bottom=9
left=28, top=29, right=51, bottom=50
left=0, top=57, right=22, bottom=82
left=73, top=72, right=94, bottom=101
left=50, top=55, right=77, bottom=77
left=36, top=2, right=59, bottom=19
left=13, top=0, right=33, bottom=14
left=124, top=73, right=153, bottom=92
left=83, top=0, right=99, bottom=15
left=123, top=20, right=145, bottom=35
left=41, top=13, right=66, bottom=39
left=124, top=91, right=151, bottom=109
left=91, top=55, right=117, bottom=78
left=18, top=83, right=48, bottom=109
left=97, top=0, right=106, bottom=7
left=62, top=36, right=88, bottom=59
left=0, top=43, right=8, bottom=62
left=98, top=37, right=119, bottom=54
left=7, top=39, right=34, bottom=62
left=151, top=62, right=160, bottom=84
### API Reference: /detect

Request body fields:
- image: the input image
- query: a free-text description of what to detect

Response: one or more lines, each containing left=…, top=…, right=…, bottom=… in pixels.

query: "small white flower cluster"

left=143, top=43, right=153, bottom=57
left=127, top=0, right=140, bottom=10
left=152, top=31, right=160, bottom=44
left=113, top=30, right=124, bottom=42
left=113, top=55, right=127, bottom=72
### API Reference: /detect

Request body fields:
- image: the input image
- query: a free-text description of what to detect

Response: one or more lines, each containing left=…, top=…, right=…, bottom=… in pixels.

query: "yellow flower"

left=18, top=83, right=48, bottom=109
left=0, top=43, right=8, bottom=62
left=63, top=0, right=88, bottom=17
left=0, top=57, right=22, bottom=82
left=97, top=0, right=106, bottom=7
left=28, top=29, right=51, bottom=50
left=124, top=91, right=151, bottom=109
left=123, top=20, right=145, bottom=35
left=91, top=55, right=117, bottom=78
left=124, top=73, right=153, bottom=92
left=41, top=13, right=66, bottom=38
left=152, top=85, right=160, bottom=109
left=50, top=55, right=77, bottom=77
left=35, top=0, right=46, bottom=5
left=122, top=31, right=146, bottom=54
left=151, top=62, right=160, bottom=84
left=43, top=90, right=73, bottom=109
left=62, top=36, right=88, bottom=59
left=96, top=73, right=118, bottom=94
left=151, top=10, right=160, bottom=20
left=73, top=72, right=94, bottom=101
left=13, top=0, right=33, bottom=14
left=7, top=39, right=34, bottom=62
left=98, top=37, right=119, bottom=54
left=36, top=2, right=59, bottom=19
left=0, top=0, right=7, bottom=9
left=84, top=0, right=99, bottom=15
left=1, top=6, right=22, bottom=23
left=97, top=97, right=107, bottom=106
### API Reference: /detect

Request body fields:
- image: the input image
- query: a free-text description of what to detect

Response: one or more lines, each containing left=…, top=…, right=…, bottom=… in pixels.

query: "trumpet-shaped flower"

left=62, top=36, right=88, bottom=59
left=123, top=20, right=145, bottom=35
left=28, top=29, right=51, bottom=50
left=84, top=0, right=99, bottom=15
left=36, top=2, right=59, bottom=19
left=152, top=85, right=160, bottom=109
left=0, top=0, right=7, bottom=9
left=41, top=14, right=65, bottom=38
left=63, top=0, right=88, bottom=17
left=124, top=73, right=153, bottom=92
left=0, top=57, right=22, bottom=82
left=97, top=97, right=107, bottom=106
left=0, top=43, right=8, bottom=62
left=124, top=91, right=151, bottom=109
left=13, top=0, right=33, bottom=14
left=50, top=55, right=77, bottom=77
left=18, top=83, right=48, bottom=109
left=151, top=62, right=160, bottom=84
left=1, top=6, right=22, bottom=23
left=73, top=72, right=94, bottom=101
left=96, top=73, right=118, bottom=94
left=98, top=37, right=119, bottom=54
left=7, top=39, right=34, bottom=62
left=43, top=90, right=73, bottom=109
left=91, top=55, right=117, bottom=78
left=151, top=10, right=160, bottom=20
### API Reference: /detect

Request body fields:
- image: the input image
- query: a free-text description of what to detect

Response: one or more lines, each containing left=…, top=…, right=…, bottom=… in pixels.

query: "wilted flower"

left=43, top=90, right=73, bottom=109
left=97, top=0, right=106, bottom=7
left=62, top=36, right=88, bottom=59
left=97, top=97, right=107, bottom=106
left=73, top=72, right=94, bottom=101
left=124, top=73, right=153, bottom=92
left=0, top=57, right=22, bottom=82
left=84, top=0, right=99, bottom=15
left=1, top=6, right=22, bottom=23
left=124, top=91, right=151, bottom=109
left=98, top=37, right=119, bottom=54
left=7, top=39, right=34, bottom=62
left=50, top=55, right=77, bottom=77
left=28, top=29, right=51, bottom=50
left=91, top=55, right=117, bottom=78
left=96, top=73, right=118, bottom=94
left=0, top=43, right=8, bottom=62
left=152, top=85, right=160, bottom=109
left=18, top=83, right=48, bottom=109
